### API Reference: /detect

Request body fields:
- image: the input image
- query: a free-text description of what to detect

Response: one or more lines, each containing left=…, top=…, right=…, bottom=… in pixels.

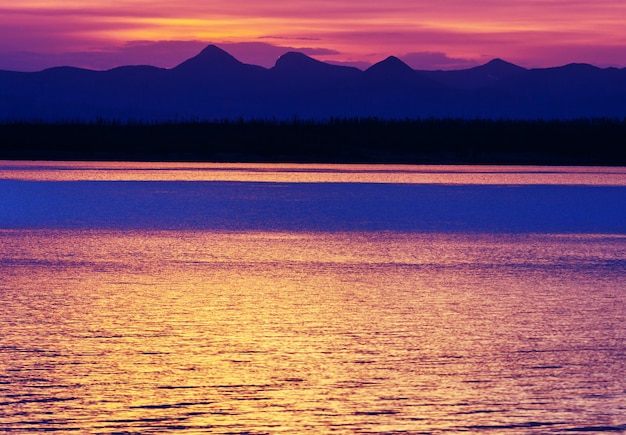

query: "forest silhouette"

left=1, top=118, right=624, bottom=165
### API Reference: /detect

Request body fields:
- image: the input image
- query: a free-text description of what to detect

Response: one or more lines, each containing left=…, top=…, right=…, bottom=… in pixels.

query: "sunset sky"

left=2, top=0, right=626, bottom=71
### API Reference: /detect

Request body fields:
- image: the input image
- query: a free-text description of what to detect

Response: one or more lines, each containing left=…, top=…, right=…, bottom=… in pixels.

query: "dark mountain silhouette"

left=174, top=44, right=243, bottom=72
left=172, top=44, right=266, bottom=82
left=264, top=52, right=363, bottom=118
left=422, top=58, right=527, bottom=90
left=1, top=44, right=626, bottom=121
left=273, top=51, right=360, bottom=79
left=366, top=56, right=415, bottom=77
left=270, top=51, right=360, bottom=91
left=356, top=56, right=456, bottom=118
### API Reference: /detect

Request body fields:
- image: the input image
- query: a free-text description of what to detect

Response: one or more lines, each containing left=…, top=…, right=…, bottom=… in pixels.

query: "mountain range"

left=1, top=44, right=626, bottom=121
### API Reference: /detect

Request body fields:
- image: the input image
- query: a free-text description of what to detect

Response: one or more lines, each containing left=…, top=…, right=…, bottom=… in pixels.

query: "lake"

left=1, top=162, right=626, bottom=433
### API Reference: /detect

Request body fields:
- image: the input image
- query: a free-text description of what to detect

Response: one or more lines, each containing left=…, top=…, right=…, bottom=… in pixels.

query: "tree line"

left=1, top=118, right=625, bottom=165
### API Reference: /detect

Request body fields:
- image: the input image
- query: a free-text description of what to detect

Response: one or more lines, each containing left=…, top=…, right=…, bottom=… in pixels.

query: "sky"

left=2, top=0, right=626, bottom=72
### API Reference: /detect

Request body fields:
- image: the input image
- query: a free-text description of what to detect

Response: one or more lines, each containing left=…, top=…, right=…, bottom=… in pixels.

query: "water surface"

left=1, top=163, right=625, bottom=433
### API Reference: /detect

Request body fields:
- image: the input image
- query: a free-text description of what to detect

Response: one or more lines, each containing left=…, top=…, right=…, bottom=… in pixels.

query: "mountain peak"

left=200, top=44, right=230, bottom=55
left=366, top=56, right=414, bottom=76
left=473, top=58, right=526, bottom=76
left=559, top=62, right=600, bottom=71
left=272, top=51, right=360, bottom=81
left=485, top=58, right=515, bottom=66
left=274, top=52, right=325, bottom=70
left=173, top=44, right=243, bottom=72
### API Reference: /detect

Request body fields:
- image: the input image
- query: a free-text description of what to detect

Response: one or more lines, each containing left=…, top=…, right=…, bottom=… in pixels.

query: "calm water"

left=1, top=162, right=626, bottom=434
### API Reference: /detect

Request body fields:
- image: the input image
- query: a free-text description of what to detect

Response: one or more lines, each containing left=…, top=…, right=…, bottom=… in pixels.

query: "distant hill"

left=1, top=44, right=626, bottom=121
left=420, top=58, right=527, bottom=90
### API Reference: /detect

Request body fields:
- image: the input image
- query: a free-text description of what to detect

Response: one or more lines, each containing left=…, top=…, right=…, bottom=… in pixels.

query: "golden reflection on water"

left=1, top=230, right=625, bottom=433
left=2, top=161, right=626, bottom=184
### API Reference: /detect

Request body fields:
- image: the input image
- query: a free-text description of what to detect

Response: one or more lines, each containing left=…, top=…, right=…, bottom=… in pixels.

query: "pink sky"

left=1, top=0, right=626, bottom=71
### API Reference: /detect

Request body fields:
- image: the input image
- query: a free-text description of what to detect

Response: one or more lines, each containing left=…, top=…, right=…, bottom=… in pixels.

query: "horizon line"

left=2, top=43, right=623, bottom=74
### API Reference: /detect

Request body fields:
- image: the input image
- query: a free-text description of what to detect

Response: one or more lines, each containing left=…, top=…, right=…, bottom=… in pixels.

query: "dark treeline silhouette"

left=1, top=118, right=625, bottom=165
